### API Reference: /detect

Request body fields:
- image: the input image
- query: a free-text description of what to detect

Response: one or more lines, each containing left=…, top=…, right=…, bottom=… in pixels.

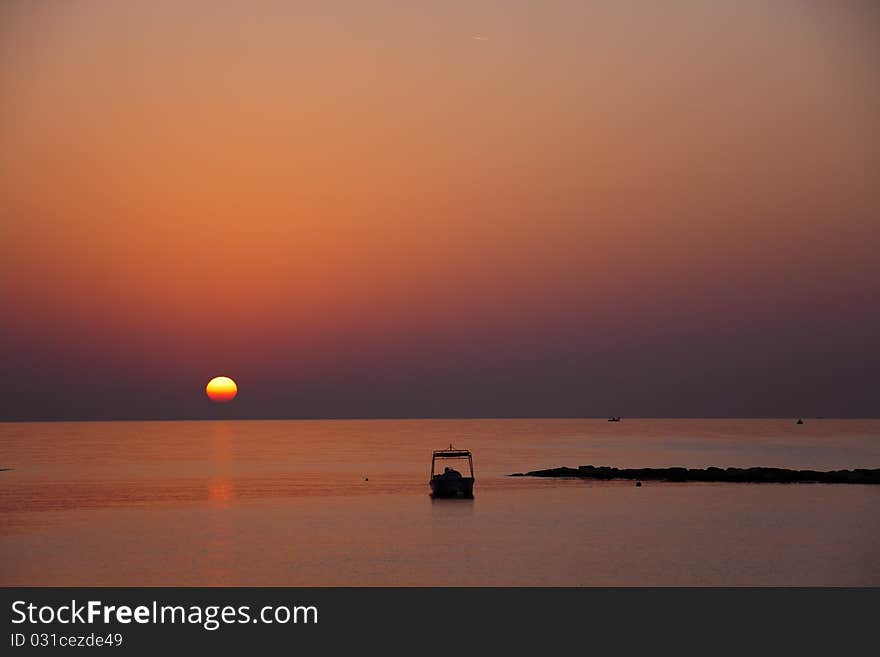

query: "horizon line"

left=0, top=416, right=875, bottom=424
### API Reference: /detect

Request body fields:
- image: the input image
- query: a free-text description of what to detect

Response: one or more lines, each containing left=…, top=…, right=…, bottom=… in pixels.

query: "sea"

left=1, top=419, right=878, bottom=586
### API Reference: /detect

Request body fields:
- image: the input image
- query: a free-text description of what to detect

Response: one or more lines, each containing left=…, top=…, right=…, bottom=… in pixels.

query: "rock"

left=507, top=465, right=880, bottom=484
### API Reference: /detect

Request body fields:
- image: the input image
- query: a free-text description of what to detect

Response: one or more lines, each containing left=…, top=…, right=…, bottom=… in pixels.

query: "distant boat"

left=429, top=445, right=475, bottom=498
left=796, top=418, right=804, bottom=425
left=608, top=416, right=622, bottom=422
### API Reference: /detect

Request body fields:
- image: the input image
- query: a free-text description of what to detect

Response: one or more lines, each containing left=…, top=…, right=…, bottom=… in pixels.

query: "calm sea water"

left=1, top=419, right=878, bottom=586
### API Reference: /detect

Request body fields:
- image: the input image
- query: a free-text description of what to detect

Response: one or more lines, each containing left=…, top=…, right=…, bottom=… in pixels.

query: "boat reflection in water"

left=429, top=445, right=475, bottom=499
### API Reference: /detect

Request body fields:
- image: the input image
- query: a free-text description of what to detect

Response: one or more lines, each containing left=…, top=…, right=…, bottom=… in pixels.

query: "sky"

left=1, top=0, right=878, bottom=420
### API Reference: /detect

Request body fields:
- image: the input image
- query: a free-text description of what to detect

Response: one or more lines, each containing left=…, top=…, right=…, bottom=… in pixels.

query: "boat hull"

left=430, top=476, right=474, bottom=499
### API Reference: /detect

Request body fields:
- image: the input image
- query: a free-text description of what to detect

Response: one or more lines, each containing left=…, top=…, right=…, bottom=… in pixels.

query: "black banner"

left=1, top=588, right=877, bottom=654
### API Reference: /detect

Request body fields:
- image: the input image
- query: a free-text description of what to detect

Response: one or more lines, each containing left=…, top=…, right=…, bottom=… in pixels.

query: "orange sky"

left=1, top=1, right=878, bottom=418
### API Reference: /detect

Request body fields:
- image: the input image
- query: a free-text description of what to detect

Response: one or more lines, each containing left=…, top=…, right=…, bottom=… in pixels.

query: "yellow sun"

left=206, top=376, right=237, bottom=403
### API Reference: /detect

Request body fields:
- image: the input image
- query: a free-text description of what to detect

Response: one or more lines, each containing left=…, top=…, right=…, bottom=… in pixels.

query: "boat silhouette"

left=429, top=445, right=475, bottom=498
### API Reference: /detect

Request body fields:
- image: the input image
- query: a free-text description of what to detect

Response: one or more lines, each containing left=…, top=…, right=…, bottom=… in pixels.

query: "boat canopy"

left=430, top=445, right=475, bottom=479
left=432, top=449, right=471, bottom=458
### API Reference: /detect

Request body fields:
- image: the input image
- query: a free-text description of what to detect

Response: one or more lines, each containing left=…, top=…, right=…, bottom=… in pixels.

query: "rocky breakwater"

left=509, top=465, right=880, bottom=484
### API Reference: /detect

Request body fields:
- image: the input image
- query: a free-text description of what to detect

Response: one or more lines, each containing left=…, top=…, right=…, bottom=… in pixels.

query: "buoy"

left=636, top=481, right=642, bottom=487
left=364, top=477, right=369, bottom=481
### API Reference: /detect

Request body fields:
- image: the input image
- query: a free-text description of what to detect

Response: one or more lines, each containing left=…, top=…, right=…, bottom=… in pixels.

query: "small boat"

left=429, top=445, right=475, bottom=498
left=608, top=416, right=622, bottom=422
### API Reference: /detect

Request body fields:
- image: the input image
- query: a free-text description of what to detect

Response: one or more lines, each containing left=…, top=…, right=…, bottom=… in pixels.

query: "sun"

left=206, top=376, right=238, bottom=403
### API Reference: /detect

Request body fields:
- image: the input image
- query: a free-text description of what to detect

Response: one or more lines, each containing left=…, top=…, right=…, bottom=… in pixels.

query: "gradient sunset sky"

left=1, top=1, right=878, bottom=420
